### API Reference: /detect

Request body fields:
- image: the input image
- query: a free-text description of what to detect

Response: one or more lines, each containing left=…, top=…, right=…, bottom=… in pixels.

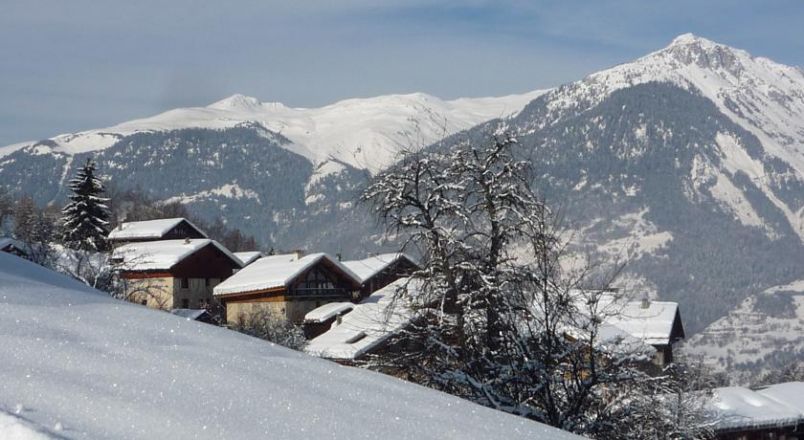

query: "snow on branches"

left=61, top=158, right=110, bottom=251
left=361, top=131, right=712, bottom=439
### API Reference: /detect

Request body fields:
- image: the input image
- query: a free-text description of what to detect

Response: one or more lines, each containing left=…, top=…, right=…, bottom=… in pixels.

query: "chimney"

left=291, top=249, right=304, bottom=260
left=641, top=295, right=651, bottom=309
left=184, top=237, right=191, bottom=245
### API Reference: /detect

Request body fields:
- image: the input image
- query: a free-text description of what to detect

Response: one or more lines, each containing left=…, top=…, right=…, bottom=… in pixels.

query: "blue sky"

left=1, top=0, right=802, bottom=145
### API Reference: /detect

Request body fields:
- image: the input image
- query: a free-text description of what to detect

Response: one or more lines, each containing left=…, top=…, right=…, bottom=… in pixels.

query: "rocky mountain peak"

left=658, top=33, right=746, bottom=72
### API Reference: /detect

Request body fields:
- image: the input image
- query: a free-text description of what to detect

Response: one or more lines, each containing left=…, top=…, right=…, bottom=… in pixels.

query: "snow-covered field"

left=0, top=253, right=579, bottom=439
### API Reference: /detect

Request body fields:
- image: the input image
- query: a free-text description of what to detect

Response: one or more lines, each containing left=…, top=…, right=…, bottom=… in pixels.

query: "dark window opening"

left=181, top=298, right=189, bottom=308
left=180, top=278, right=189, bottom=289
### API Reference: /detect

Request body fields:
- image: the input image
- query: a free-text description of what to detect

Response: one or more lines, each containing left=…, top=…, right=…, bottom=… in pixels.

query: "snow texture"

left=107, top=218, right=207, bottom=241
left=111, top=239, right=241, bottom=271
left=305, top=278, right=415, bottom=360
left=0, top=253, right=582, bottom=440
left=213, top=252, right=360, bottom=296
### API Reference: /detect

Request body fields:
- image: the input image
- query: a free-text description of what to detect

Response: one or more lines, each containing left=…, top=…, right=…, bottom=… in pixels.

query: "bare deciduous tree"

left=361, top=131, right=712, bottom=439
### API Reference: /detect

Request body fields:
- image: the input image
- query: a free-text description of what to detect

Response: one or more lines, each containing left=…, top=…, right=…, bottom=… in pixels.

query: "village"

left=1, top=215, right=776, bottom=439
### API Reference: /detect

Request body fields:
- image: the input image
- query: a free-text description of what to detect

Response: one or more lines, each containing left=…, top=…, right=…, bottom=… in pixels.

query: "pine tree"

left=61, top=158, right=110, bottom=251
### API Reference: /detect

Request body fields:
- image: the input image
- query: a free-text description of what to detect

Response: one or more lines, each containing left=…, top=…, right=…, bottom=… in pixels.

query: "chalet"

left=112, top=238, right=242, bottom=310
left=342, top=253, right=419, bottom=297
left=604, top=298, right=686, bottom=366
left=709, top=382, right=804, bottom=439
left=0, top=237, right=27, bottom=259
left=213, top=252, right=362, bottom=325
left=108, top=218, right=207, bottom=244
left=305, top=278, right=418, bottom=362
left=233, top=251, right=263, bottom=268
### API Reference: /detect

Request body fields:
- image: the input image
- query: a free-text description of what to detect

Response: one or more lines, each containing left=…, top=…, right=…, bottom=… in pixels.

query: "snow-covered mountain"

left=519, top=33, right=804, bottom=242
left=0, top=252, right=580, bottom=439
left=0, top=90, right=546, bottom=174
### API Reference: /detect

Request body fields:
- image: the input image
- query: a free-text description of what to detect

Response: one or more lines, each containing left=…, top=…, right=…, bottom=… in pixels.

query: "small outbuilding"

left=342, top=253, right=419, bottom=297
left=605, top=298, right=686, bottom=366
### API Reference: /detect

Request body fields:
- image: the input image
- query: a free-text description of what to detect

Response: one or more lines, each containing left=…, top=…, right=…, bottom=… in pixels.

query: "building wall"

left=173, top=277, right=220, bottom=309
left=223, top=296, right=345, bottom=325
left=123, top=276, right=220, bottom=310
left=125, top=276, right=175, bottom=309
left=225, top=299, right=287, bottom=324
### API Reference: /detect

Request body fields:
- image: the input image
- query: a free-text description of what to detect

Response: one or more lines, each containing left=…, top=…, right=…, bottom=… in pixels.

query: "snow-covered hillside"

left=685, top=279, right=804, bottom=384
left=0, top=253, right=578, bottom=439
left=0, top=90, right=546, bottom=174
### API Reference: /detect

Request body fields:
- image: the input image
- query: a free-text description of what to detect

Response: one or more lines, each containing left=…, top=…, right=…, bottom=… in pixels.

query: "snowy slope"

left=0, top=90, right=546, bottom=174
left=0, top=253, right=579, bottom=439
left=685, top=279, right=804, bottom=384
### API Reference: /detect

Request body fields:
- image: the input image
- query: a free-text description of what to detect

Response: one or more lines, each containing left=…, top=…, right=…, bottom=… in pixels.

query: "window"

left=205, top=278, right=210, bottom=287
left=141, top=299, right=147, bottom=306
left=180, top=278, right=189, bottom=289
left=181, top=298, right=189, bottom=308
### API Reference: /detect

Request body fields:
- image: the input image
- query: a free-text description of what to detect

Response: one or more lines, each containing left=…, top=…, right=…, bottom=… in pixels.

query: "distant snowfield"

left=0, top=253, right=578, bottom=439
left=0, top=90, right=547, bottom=174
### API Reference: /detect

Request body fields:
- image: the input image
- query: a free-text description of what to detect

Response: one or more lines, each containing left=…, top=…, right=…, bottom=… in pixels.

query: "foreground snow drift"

left=0, top=254, right=579, bottom=439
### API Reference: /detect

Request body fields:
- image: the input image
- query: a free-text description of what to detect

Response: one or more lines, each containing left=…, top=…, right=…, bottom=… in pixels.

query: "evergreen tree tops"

left=61, top=158, right=110, bottom=251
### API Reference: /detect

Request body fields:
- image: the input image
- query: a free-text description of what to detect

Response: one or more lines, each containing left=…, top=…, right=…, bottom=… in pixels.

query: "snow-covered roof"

left=0, top=237, right=24, bottom=252
left=305, top=278, right=417, bottom=360
left=112, top=239, right=241, bottom=271
left=757, top=382, right=804, bottom=412
left=233, top=251, right=263, bottom=266
left=710, top=384, right=804, bottom=431
left=213, top=252, right=361, bottom=297
left=107, top=217, right=207, bottom=240
left=341, top=253, right=418, bottom=283
left=170, top=309, right=209, bottom=320
left=304, top=302, right=356, bottom=324
left=0, top=251, right=583, bottom=439
left=605, top=300, right=682, bottom=345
